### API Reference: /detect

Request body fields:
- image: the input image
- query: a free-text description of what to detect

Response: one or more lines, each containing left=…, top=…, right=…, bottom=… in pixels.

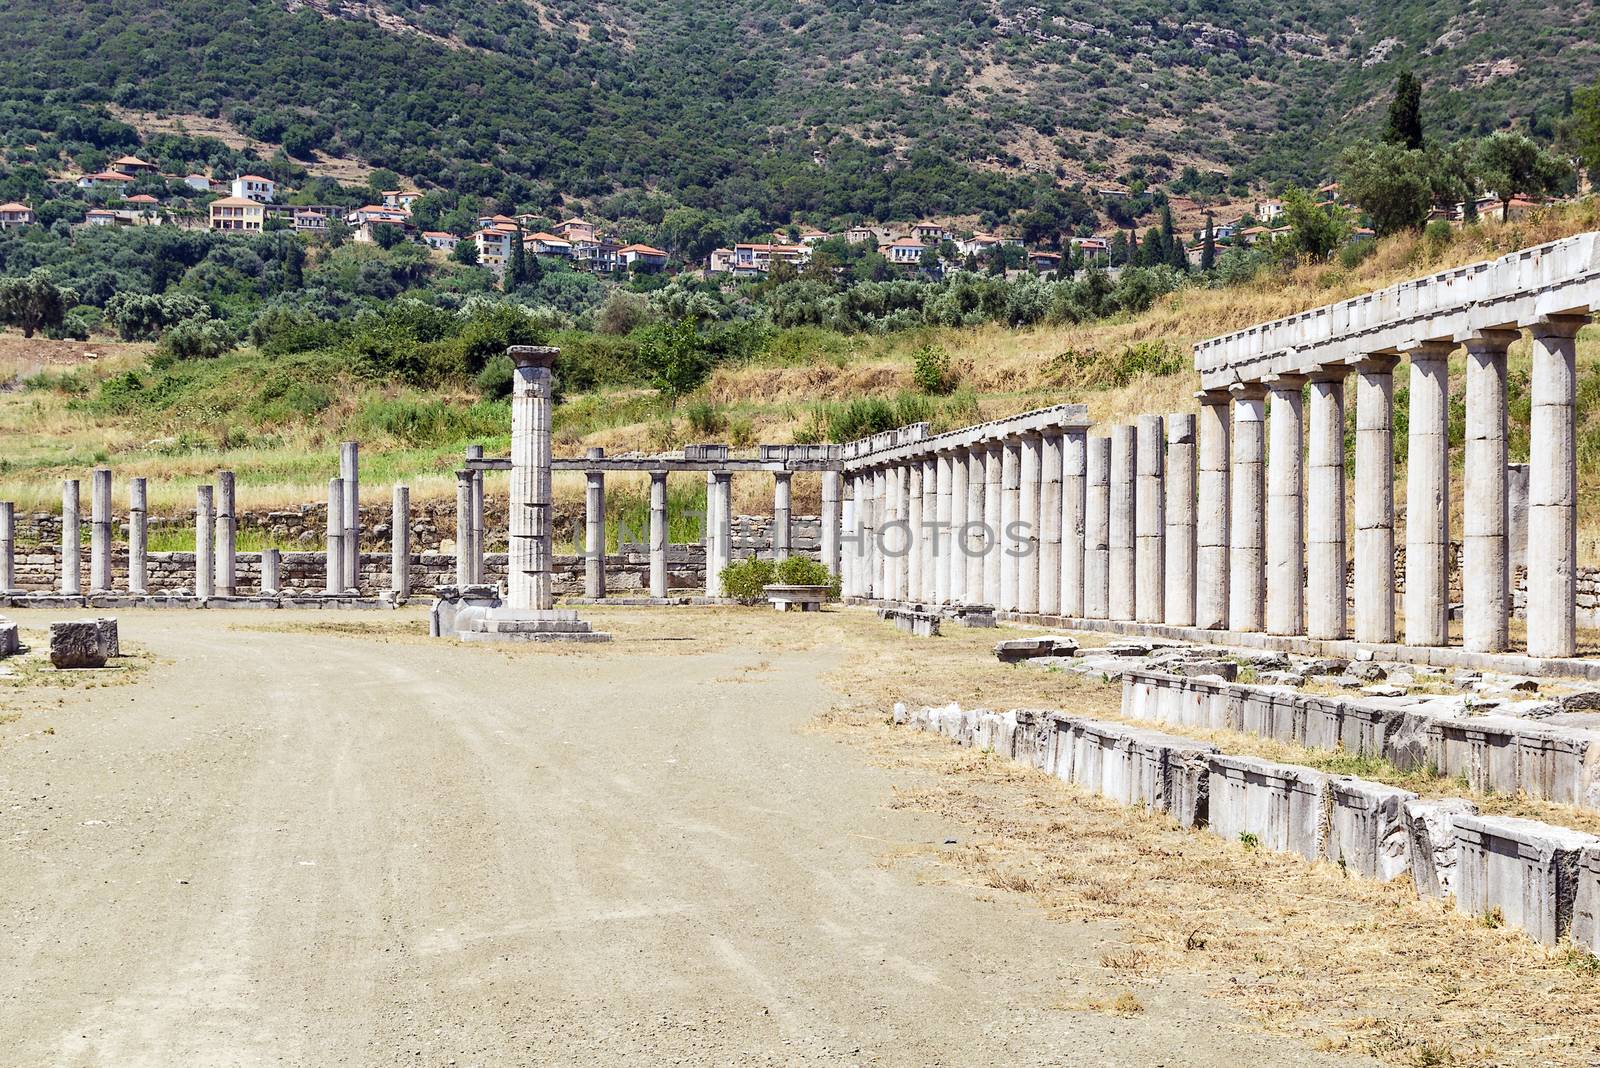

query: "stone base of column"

left=431, top=594, right=611, bottom=643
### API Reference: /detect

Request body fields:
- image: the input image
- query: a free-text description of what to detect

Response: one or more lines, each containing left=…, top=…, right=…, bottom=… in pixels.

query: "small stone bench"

left=763, top=584, right=829, bottom=612
left=878, top=606, right=941, bottom=637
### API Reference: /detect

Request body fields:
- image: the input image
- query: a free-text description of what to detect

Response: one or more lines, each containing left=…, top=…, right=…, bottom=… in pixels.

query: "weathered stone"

left=1405, top=798, right=1479, bottom=899
left=994, top=635, right=1080, bottom=663
left=49, top=619, right=110, bottom=668
left=1349, top=660, right=1388, bottom=681
left=1560, top=690, right=1600, bottom=712
left=1304, top=658, right=1350, bottom=677
left=1453, top=814, right=1598, bottom=945
left=1328, top=777, right=1416, bottom=882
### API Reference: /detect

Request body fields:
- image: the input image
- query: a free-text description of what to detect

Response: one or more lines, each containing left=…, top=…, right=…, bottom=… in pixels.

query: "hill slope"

left=2, top=0, right=1596, bottom=224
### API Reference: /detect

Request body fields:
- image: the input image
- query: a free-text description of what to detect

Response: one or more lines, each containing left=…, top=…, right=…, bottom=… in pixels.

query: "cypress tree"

left=1200, top=212, right=1216, bottom=271
left=1385, top=71, right=1424, bottom=150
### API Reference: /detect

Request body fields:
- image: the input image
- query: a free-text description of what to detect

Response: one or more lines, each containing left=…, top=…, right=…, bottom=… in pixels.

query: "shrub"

left=684, top=398, right=725, bottom=437
left=911, top=343, right=954, bottom=394
left=158, top=317, right=236, bottom=360
left=774, top=555, right=840, bottom=597
left=720, top=557, right=776, bottom=604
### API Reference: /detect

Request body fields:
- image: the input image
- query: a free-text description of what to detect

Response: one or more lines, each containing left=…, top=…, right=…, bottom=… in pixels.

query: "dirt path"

left=0, top=608, right=1373, bottom=1066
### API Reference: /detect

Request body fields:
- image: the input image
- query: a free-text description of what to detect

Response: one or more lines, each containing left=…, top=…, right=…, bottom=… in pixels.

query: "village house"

left=1254, top=199, right=1284, bottom=224
left=884, top=236, right=927, bottom=266
left=230, top=175, right=277, bottom=204
left=76, top=171, right=136, bottom=193
left=83, top=208, right=121, bottom=227
left=958, top=233, right=1002, bottom=257
left=732, top=242, right=808, bottom=272
left=0, top=202, right=35, bottom=229
left=111, top=155, right=159, bottom=175
left=293, top=210, right=330, bottom=234
left=208, top=195, right=266, bottom=232
left=476, top=214, right=519, bottom=231
left=474, top=228, right=513, bottom=276
left=555, top=218, right=597, bottom=244
left=183, top=174, right=214, bottom=193
left=1237, top=225, right=1270, bottom=247
left=844, top=225, right=877, bottom=244
left=526, top=232, right=573, bottom=256
left=346, top=205, right=409, bottom=227
left=911, top=222, right=952, bottom=243
left=125, top=193, right=160, bottom=216
left=1070, top=236, right=1109, bottom=262
left=1028, top=250, right=1062, bottom=273
left=705, top=248, right=735, bottom=275
left=798, top=228, right=830, bottom=245
left=618, top=243, right=668, bottom=270
left=381, top=190, right=422, bottom=211
left=571, top=238, right=622, bottom=273
left=422, top=231, right=458, bottom=252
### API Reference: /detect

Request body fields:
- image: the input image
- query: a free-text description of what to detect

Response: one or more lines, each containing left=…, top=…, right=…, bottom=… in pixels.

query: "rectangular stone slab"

left=1452, top=813, right=1599, bottom=945
left=1328, top=777, right=1417, bottom=882
left=1206, top=753, right=1331, bottom=861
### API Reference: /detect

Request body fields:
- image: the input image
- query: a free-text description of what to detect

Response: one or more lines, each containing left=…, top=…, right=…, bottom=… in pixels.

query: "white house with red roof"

left=346, top=204, right=410, bottom=227
left=526, top=232, right=572, bottom=256
left=884, top=236, right=927, bottom=265
left=84, top=208, right=121, bottom=227
left=618, top=243, right=668, bottom=269
left=111, top=155, right=159, bottom=175
left=475, top=228, right=513, bottom=275
left=381, top=190, right=422, bottom=210
left=76, top=171, right=136, bottom=192
left=230, top=174, right=277, bottom=203
left=0, top=202, right=35, bottom=228
left=422, top=231, right=459, bottom=252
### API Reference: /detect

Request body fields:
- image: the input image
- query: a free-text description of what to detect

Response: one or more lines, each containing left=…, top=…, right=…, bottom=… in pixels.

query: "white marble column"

left=1039, top=432, right=1063, bottom=616
left=946, top=452, right=967, bottom=603
left=508, top=347, right=557, bottom=611
left=1405, top=342, right=1453, bottom=647
left=1062, top=429, right=1086, bottom=617
left=649, top=471, right=669, bottom=598
left=585, top=448, right=606, bottom=599
left=1195, top=392, right=1230, bottom=630
left=1464, top=330, right=1518, bottom=652
left=821, top=470, right=841, bottom=578
left=773, top=471, right=793, bottom=563
left=60, top=479, right=81, bottom=597
left=1354, top=356, right=1398, bottom=644
left=1017, top=434, right=1042, bottom=614
left=215, top=469, right=237, bottom=597
left=964, top=449, right=986, bottom=604
left=465, top=443, right=485, bottom=586
left=998, top=441, right=1021, bottom=611
left=1266, top=376, right=1305, bottom=636
left=1164, top=413, right=1196, bottom=626
left=1228, top=385, right=1266, bottom=631
left=906, top=461, right=924, bottom=602
left=89, top=467, right=112, bottom=595
left=868, top=467, right=884, bottom=598
left=1084, top=436, right=1111, bottom=619
left=128, top=477, right=147, bottom=597
left=922, top=457, right=939, bottom=601
left=1306, top=370, right=1348, bottom=640
left=982, top=444, right=1003, bottom=606
left=196, top=484, right=215, bottom=601
left=391, top=484, right=410, bottom=600
left=712, top=471, right=733, bottom=597
left=1135, top=415, right=1164, bottom=623
left=0, top=501, right=13, bottom=595
left=340, top=441, right=361, bottom=594
left=326, top=477, right=344, bottom=596
left=1527, top=316, right=1588, bottom=657
left=454, top=470, right=472, bottom=588
left=261, top=548, right=280, bottom=597
left=933, top=453, right=953, bottom=603
left=1108, top=424, right=1136, bottom=620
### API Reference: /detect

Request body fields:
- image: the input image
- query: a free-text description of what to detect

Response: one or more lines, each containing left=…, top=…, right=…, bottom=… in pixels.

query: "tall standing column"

left=454, top=471, right=473, bottom=588
left=585, top=447, right=606, bottom=599
left=326, top=477, right=345, bottom=597
left=1306, top=370, right=1349, bottom=640
left=1195, top=392, right=1230, bottom=630
left=999, top=441, right=1022, bottom=611
left=340, top=441, right=361, bottom=594
left=0, top=502, right=15, bottom=594
left=1354, top=356, right=1398, bottom=644
left=1135, top=415, right=1165, bottom=623
left=60, top=479, right=81, bottom=597
left=1039, top=432, right=1063, bottom=616
left=772, top=471, right=793, bottom=563
left=982, top=444, right=1003, bottom=606
left=821, top=470, right=842, bottom=579
left=1463, top=331, right=1518, bottom=652
left=963, top=451, right=985, bottom=603
left=1017, top=434, right=1042, bottom=614
left=1266, top=376, right=1306, bottom=636
left=196, top=484, right=215, bottom=601
left=710, top=472, right=733, bottom=597
left=89, top=467, right=112, bottom=595
left=933, top=453, right=953, bottom=603
left=1165, top=413, right=1197, bottom=626
left=867, top=467, right=884, bottom=598
left=215, top=469, right=237, bottom=597
left=906, top=462, right=924, bottom=602
left=1527, top=317, right=1588, bottom=657
left=507, top=347, right=558, bottom=611
left=922, top=457, right=940, bottom=601
left=1084, top=436, right=1111, bottom=619
left=1062, top=429, right=1087, bottom=617
left=1228, top=384, right=1267, bottom=631
left=1108, top=424, right=1136, bottom=621
left=391, top=484, right=411, bottom=600
left=947, top=451, right=968, bottom=604
left=128, top=478, right=147, bottom=597
left=1406, top=342, right=1453, bottom=647
left=649, top=471, right=669, bottom=598
left=261, top=548, right=281, bottom=597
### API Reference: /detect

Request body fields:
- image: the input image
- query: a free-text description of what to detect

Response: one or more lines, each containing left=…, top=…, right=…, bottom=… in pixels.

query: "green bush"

left=157, top=317, right=236, bottom=360
left=911, top=343, right=954, bottom=394
left=774, top=556, right=840, bottom=597
left=720, top=557, right=776, bottom=603
left=684, top=398, right=725, bottom=436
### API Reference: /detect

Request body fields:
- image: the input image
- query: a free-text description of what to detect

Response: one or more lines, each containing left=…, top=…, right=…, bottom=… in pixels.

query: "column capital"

left=507, top=345, right=559, bottom=369
left=1264, top=372, right=1308, bottom=392
left=1307, top=363, right=1352, bottom=383
left=1402, top=339, right=1456, bottom=361
left=773, top=469, right=793, bottom=481
left=1531, top=314, right=1590, bottom=340
left=1227, top=381, right=1268, bottom=401
left=1195, top=387, right=1232, bottom=407
left=1351, top=353, right=1401, bottom=374
left=1460, top=328, right=1521, bottom=355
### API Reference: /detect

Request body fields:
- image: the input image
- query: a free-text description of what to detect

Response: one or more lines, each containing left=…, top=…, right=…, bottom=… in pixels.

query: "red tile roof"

left=619, top=243, right=667, bottom=256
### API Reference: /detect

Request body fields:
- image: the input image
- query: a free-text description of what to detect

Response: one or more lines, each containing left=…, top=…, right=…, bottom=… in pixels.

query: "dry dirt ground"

left=0, top=605, right=1591, bottom=1066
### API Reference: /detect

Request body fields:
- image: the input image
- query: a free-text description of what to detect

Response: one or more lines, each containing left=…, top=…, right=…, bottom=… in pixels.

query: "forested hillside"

left=2, top=0, right=1596, bottom=228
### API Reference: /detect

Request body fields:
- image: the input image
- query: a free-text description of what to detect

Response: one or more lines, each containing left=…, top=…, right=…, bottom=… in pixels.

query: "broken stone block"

left=1349, top=660, right=1387, bottom=681
left=1104, top=642, right=1153, bottom=658
left=1453, top=814, right=1599, bottom=945
left=1304, top=658, right=1350, bottom=677
left=1244, top=652, right=1290, bottom=671
left=1388, top=670, right=1416, bottom=687
left=1404, top=798, right=1479, bottom=899
left=0, top=618, right=18, bottom=657
left=94, top=617, right=119, bottom=657
left=994, top=635, right=1079, bottom=663
left=50, top=619, right=109, bottom=668
left=1362, top=685, right=1407, bottom=698
left=1561, top=690, right=1600, bottom=712
left=1171, top=660, right=1238, bottom=681
left=1327, top=778, right=1416, bottom=882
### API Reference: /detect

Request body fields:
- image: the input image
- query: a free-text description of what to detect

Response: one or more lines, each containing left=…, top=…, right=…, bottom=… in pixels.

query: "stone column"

left=1062, top=429, right=1087, bottom=617
left=1108, top=424, right=1136, bottom=620
left=867, top=467, right=884, bottom=598
left=88, top=467, right=112, bottom=595
left=1135, top=415, right=1165, bottom=623
left=772, top=471, right=793, bottom=563
left=999, top=440, right=1021, bottom=611
left=128, top=478, right=147, bottom=597
left=326, top=477, right=345, bottom=597
left=1266, top=376, right=1305, bottom=636
left=340, top=441, right=360, bottom=594
left=1228, top=384, right=1267, bottom=631
left=196, top=484, right=215, bottom=601
left=1306, top=370, right=1349, bottom=640
left=0, top=502, right=15, bottom=594
left=649, top=471, right=669, bottom=598
left=712, top=471, right=733, bottom=598
left=585, top=447, right=606, bottom=599
left=1354, top=356, right=1398, bottom=644
left=1405, top=342, right=1453, bottom=648
left=923, top=456, right=940, bottom=601
left=507, top=347, right=558, bottom=611
left=454, top=470, right=472, bottom=588
left=821, top=470, right=842, bottom=578
left=1164, top=414, right=1197, bottom=626
left=1017, top=434, right=1042, bottom=614
left=215, top=469, right=237, bottom=597
left=261, top=548, right=281, bottom=597
left=465, top=443, right=485, bottom=585
left=61, top=479, right=81, bottom=597
left=947, top=450, right=968, bottom=604
left=1527, top=317, right=1588, bottom=657
left=1195, top=392, right=1230, bottom=630
left=982, top=444, right=1003, bottom=606
left=906, top=461, right=924, bottom=602
left=1039, top=432, right=1063, bottom=616
left=391, top=484, right=411, bottom=600
left=1084, top=436, right=1112, bottom=619
left=1464, top=330, right=1519, bottom=652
